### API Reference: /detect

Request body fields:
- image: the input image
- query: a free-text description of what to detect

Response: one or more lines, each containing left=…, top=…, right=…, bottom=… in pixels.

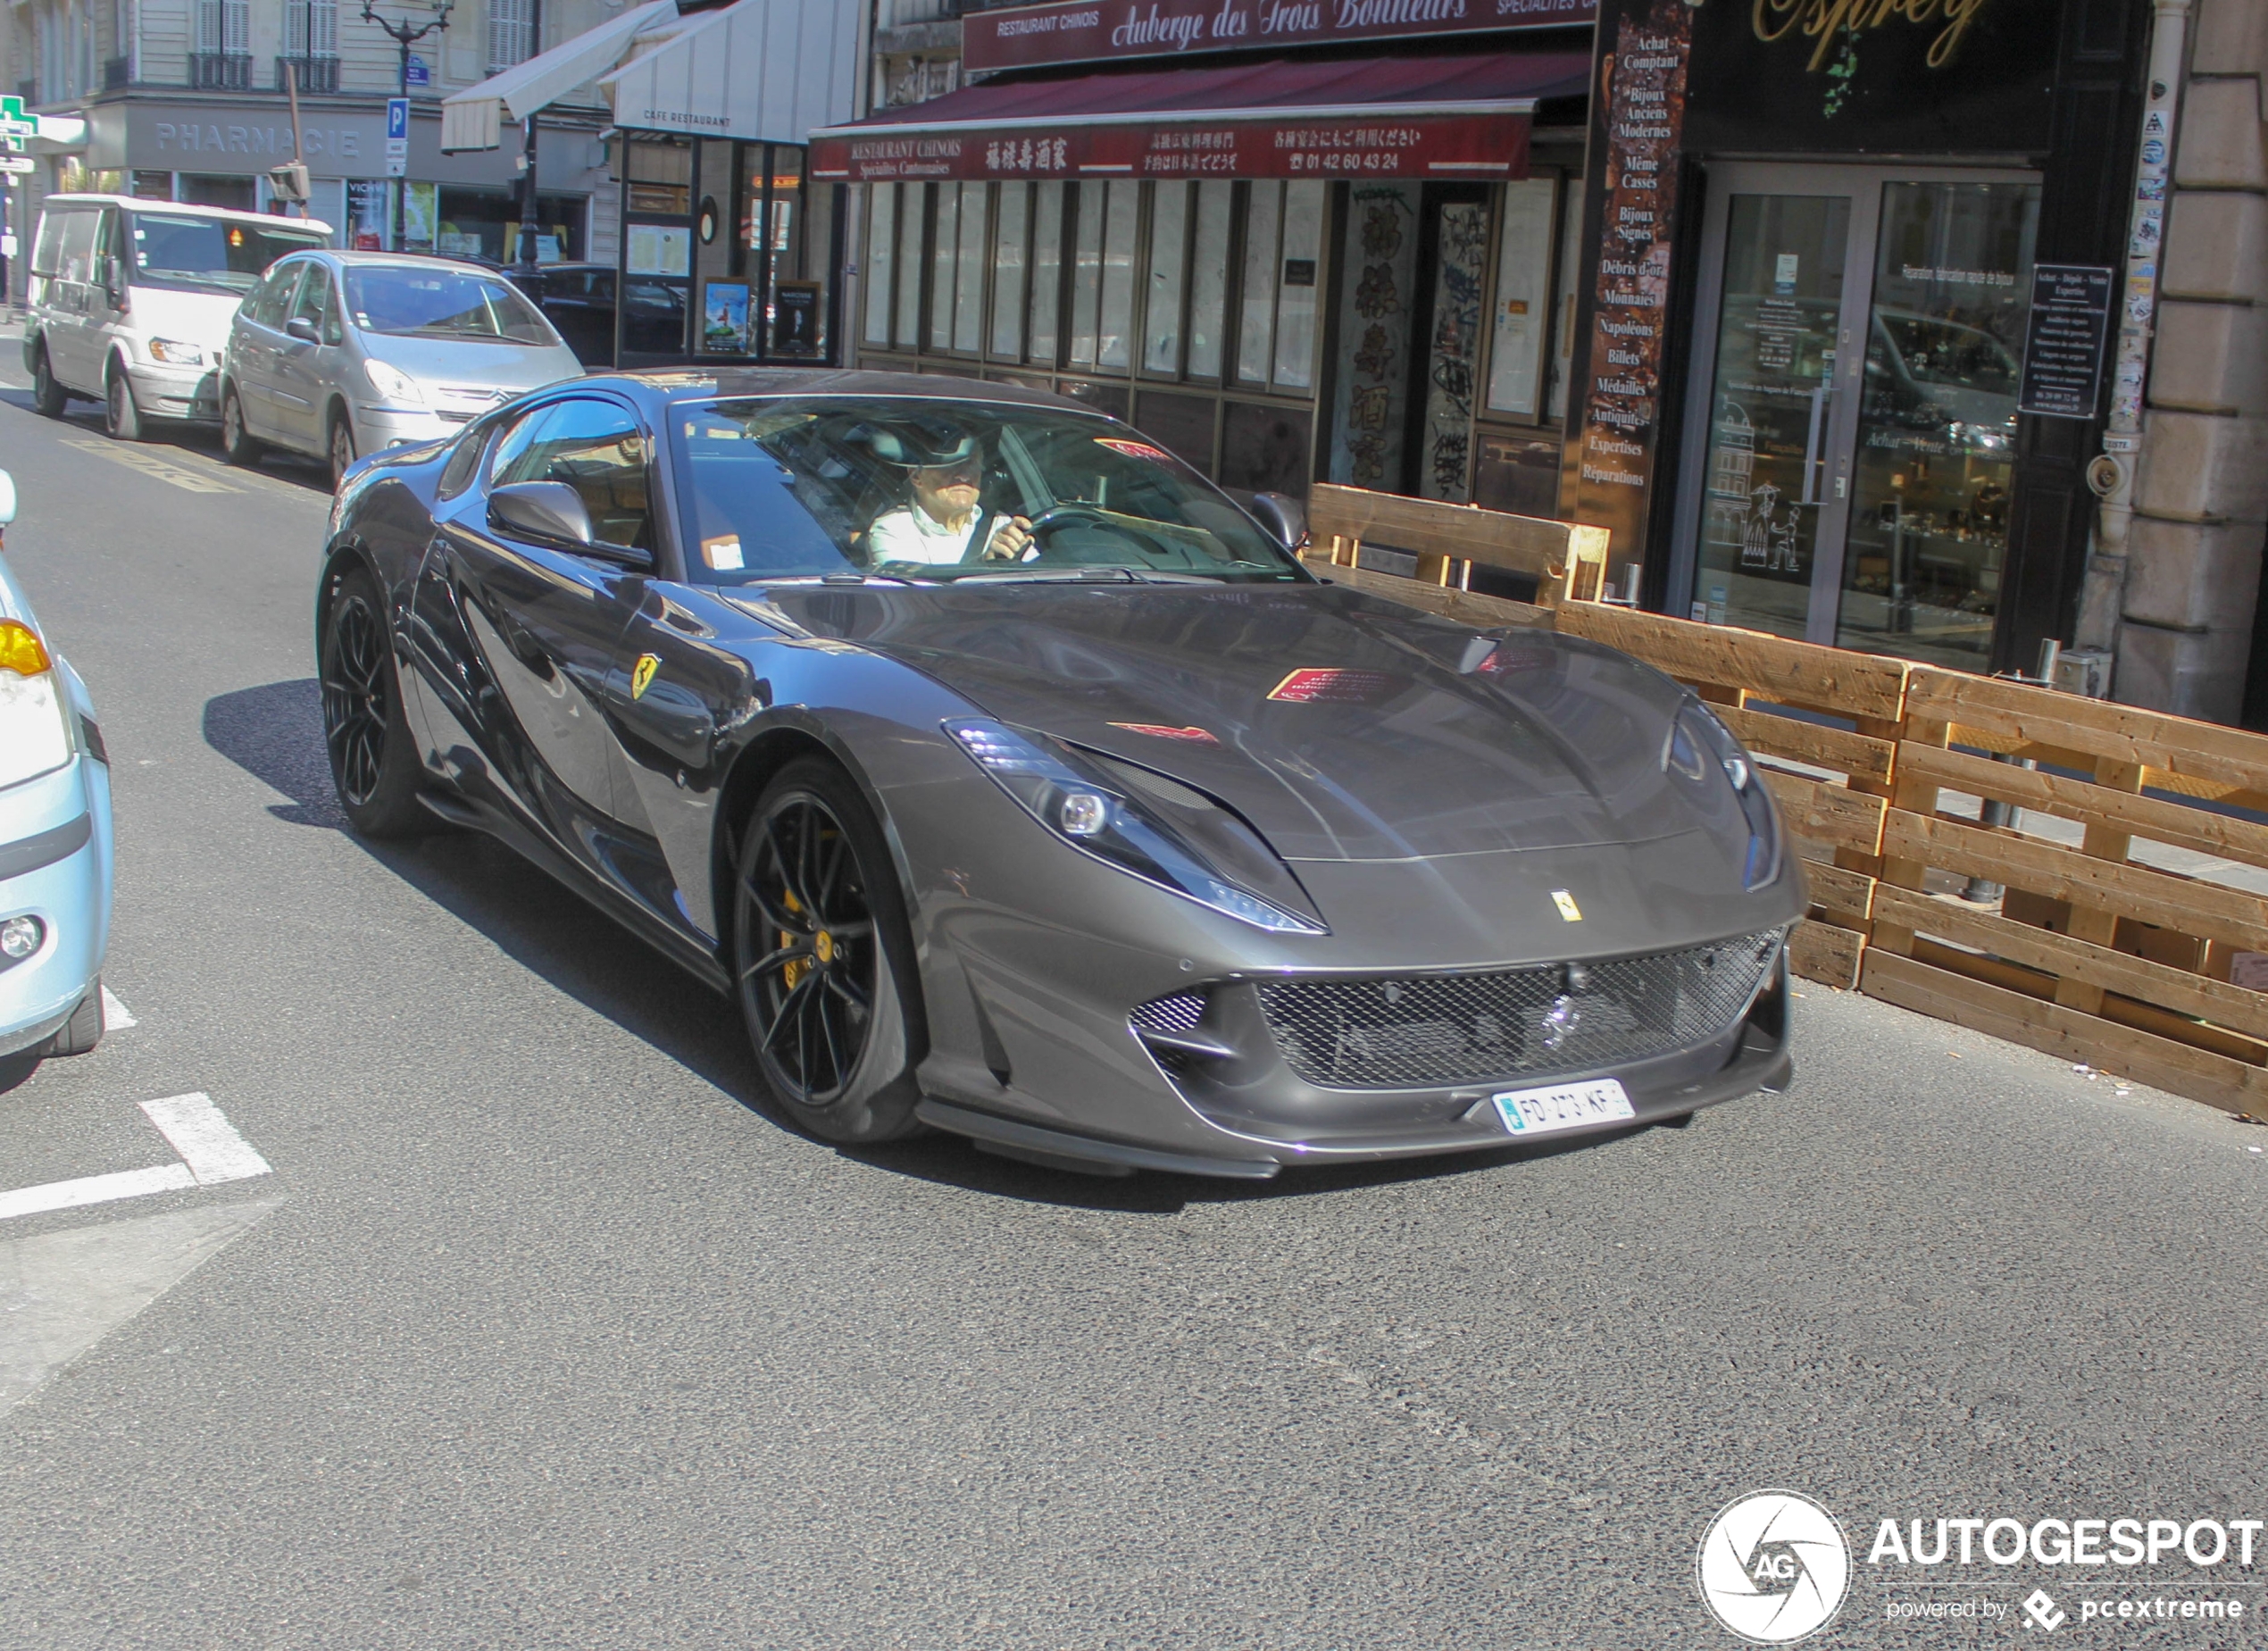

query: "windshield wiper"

left=946, top=566, right=1138, bottom=584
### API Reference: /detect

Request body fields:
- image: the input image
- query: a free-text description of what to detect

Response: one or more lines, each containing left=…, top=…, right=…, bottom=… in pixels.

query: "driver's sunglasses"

left=918, top=458, right=982, bottom=482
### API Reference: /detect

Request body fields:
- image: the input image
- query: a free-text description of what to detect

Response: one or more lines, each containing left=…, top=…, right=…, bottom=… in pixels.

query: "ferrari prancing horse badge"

left=631, top=654, right=661, bottom=699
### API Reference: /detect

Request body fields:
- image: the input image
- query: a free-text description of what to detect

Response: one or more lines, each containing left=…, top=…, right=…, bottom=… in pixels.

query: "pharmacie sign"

left=964, top=0, right=1596, bottom=73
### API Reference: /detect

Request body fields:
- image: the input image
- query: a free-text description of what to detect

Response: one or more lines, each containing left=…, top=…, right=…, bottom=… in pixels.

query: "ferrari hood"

left=760, top=582, right=1716, bottom=863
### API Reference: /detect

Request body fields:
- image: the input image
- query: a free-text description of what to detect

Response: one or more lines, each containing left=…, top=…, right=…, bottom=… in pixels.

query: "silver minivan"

left=221, top=251, right=583, bottom=488
left=22, top=195, right=329, bottom=439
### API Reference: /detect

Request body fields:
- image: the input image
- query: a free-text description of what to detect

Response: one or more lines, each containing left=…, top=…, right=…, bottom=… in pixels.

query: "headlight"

left=362, top=359, right=426, bottom=405
left=0, top=621, right=71, bottom=790
left=1669, top=701, right=1781, bottom=890
left=946, top=719, right=1326, bottom=934
left=146, top=338, right=204, bottom=365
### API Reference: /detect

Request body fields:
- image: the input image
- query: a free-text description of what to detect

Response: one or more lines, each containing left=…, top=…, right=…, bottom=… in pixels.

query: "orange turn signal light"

left=0, top=621, right=53, bottom=677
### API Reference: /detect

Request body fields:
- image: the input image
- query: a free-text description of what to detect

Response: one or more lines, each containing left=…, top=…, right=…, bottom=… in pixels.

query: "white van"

left=22, top=196, right=330, bottom=439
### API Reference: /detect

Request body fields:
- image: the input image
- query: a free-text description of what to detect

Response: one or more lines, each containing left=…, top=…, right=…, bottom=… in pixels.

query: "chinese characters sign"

left=811, top=113, right=1529, bottom=183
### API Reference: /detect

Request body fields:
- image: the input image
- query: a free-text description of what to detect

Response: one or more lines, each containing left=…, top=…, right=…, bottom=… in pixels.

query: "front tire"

left=104, top=365, right=144, bottom=441
left=221, top=386, right=262, bottom=465
left=31, top=346, right=66, bottom=418
left=327, top=409, right=357, bottom=492
left=320, top=563, right=427, bottom=837
left=46, top=984, right=103, bottom=1057
left=733, top=759, right=927, bottom=1145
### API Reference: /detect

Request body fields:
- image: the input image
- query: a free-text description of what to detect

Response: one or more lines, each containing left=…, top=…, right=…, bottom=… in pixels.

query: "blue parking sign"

left=386, top=97, right=409, bottom=141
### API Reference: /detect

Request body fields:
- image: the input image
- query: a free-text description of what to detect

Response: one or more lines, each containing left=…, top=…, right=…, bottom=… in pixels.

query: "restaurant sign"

left=811, top=113, right=1530, bottom=183
left=963, top=0, right=1596, bottom=74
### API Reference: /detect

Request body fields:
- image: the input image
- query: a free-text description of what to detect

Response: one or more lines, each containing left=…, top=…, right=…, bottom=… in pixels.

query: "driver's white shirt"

left=868, top=502, right=1004, bottom=565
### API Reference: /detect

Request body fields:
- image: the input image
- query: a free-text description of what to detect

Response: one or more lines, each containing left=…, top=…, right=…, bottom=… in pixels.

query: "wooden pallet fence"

left=1864, top=667, right=2268, bottom=1115
left=1307, top=483, right=1611, bottom=606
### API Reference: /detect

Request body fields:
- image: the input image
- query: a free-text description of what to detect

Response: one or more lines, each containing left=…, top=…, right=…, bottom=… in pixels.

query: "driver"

left=864, top=421, right=1034, bottom=566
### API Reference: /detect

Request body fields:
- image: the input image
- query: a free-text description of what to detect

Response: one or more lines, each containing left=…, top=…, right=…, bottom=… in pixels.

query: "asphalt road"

left=0, top=371, right=2263, bottom=1651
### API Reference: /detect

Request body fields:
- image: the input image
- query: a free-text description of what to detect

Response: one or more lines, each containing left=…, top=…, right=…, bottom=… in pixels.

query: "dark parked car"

left=316, top=371, right=1803, bottom=1179
left=501, top=263, right=686, bottom=366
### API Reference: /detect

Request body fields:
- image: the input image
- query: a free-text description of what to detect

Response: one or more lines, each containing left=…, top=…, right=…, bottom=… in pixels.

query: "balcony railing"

left=274, top=55, right=339, bottom=94
left=103, top=55, right=132, bottom=90
left=190, top=52, right=254, bottom=90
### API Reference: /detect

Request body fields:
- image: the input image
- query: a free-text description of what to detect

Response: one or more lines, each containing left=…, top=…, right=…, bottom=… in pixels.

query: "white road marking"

left=101, top=986, right=135, bottom=1029
left=0, top=1164, right=195, bottom=1222
left=0, top=1094, right=271, bottom=1223
left=62, top=438, right=245, bottom=494
left=139, top=1094, right=271, bottom=1184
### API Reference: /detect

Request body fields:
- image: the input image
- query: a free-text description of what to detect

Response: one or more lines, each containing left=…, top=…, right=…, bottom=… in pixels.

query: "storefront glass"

left=435, top=188, right=584, bottom=263
left=1691, top=194, right=1851, bottom=638
left=1837, top=181, right=2039, bottom=668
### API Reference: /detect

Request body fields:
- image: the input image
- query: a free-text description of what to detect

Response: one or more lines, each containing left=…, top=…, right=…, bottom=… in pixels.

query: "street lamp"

left=359, top=0, right=454, bottom=250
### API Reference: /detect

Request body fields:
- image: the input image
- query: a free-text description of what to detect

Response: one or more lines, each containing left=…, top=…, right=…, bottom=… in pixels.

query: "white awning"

left=440, top=0, right=681, bottom=153
left=596, top=0, right=857, bottom=145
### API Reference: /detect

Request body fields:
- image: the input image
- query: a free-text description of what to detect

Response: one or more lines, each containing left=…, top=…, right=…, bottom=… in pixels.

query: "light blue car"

left=0, top=468, right=113, bottom=1067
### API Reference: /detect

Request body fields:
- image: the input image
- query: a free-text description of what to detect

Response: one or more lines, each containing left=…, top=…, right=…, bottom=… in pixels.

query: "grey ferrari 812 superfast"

left=318, top=371, right=1805, bottom=1178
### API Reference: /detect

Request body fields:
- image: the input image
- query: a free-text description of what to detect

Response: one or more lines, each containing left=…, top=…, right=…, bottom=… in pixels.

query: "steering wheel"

left=1022, top=504, right=1114, bottom=539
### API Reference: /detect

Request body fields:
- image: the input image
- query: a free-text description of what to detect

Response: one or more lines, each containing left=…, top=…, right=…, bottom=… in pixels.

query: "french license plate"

left=1489, top=1077, right=1636, bottom=1137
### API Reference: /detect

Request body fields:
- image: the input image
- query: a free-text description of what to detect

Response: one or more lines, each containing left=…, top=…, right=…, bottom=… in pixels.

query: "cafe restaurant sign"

left=810, top=112, right=1530, bottom=182
left=963, top=0, right=1597, bottom=75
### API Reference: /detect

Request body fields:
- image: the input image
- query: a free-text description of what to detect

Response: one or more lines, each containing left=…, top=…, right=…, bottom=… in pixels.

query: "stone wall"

left=2120, top=0, right=2268, bottom=721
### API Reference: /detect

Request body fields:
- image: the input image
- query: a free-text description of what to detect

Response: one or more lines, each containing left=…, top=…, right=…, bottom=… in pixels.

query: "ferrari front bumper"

left=917, top=946, right=1795, bottom=1180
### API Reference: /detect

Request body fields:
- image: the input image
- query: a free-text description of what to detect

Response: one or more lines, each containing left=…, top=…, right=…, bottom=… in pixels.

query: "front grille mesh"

left=1130, top=992, right=1207, bottom=1035
left=1255, top=930, right=1781, bottom=1090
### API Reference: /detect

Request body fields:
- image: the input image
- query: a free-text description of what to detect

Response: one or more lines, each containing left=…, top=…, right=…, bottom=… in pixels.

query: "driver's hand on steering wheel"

left=983, top=515, right=1036, bottom=561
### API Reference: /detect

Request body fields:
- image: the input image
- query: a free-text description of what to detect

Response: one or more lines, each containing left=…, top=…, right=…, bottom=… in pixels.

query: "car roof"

left=41, top=194, right=332, bottom=233
left=313, top=250, right=514, bottom=272
left=583, top=368, right=1103, bottom=416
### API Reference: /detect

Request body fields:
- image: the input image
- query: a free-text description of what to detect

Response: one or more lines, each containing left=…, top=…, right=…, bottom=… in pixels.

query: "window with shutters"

left=488, top=0, right=535, bottom=71
left=196, top=0, right=247, bottom=55
left=287, top=0, right=338, bottom=60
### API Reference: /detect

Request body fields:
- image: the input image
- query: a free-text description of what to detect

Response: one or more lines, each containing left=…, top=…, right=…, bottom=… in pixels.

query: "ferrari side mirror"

left=0, top=471, right=16, bottom=528
left=490, top=480, right=594, bottom=548
left=1250, top=491, right=1307, bottom=554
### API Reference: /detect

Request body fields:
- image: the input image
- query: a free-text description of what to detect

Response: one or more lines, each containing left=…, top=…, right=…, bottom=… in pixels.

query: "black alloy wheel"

left=733, top=760, right=925, bottom=1143
left=31, top=347, right=65, bottom=418
left=319, top=565, right=425, bottom=836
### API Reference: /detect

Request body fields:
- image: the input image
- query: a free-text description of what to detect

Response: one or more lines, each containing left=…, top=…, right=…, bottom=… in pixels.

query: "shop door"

left=1671, top=165, right=2042, bottom=668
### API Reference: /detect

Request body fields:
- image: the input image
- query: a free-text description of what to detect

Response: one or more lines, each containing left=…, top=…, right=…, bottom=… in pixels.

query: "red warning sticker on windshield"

left=1095, top=438, right=1172, bottom=464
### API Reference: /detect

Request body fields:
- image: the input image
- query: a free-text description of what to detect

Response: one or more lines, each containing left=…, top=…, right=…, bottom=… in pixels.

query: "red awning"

left=809, top=52, right=1589, bottom=185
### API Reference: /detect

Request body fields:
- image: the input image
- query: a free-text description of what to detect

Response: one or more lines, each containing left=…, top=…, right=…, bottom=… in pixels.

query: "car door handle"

left=504, top=623, right=554, bottom=677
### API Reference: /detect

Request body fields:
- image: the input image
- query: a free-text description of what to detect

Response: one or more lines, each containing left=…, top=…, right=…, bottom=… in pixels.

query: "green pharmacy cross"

left=0, top=95, right=37, bottom=153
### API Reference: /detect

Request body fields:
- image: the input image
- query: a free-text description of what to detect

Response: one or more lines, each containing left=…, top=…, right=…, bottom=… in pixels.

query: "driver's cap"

left=867, top=416, right=979, bottom=470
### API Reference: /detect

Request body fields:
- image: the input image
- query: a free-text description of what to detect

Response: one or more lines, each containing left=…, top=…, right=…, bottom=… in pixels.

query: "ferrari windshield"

left=671, top=398, right=1303, bottom=585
